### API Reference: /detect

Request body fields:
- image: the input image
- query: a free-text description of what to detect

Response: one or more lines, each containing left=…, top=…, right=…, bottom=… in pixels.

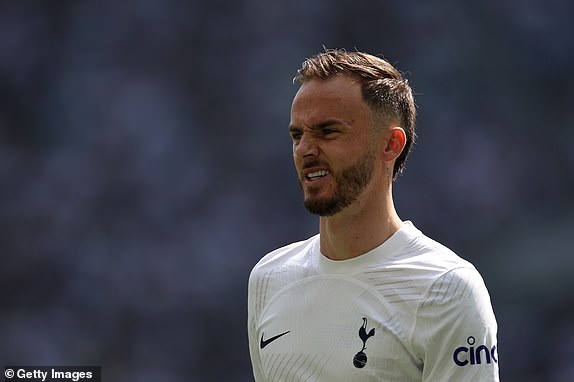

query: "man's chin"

left=304, top=197, right=348, bottom=217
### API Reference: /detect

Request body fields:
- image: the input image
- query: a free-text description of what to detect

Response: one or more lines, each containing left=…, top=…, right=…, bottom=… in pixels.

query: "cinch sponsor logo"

left=453, top=336, right=498, bottom=366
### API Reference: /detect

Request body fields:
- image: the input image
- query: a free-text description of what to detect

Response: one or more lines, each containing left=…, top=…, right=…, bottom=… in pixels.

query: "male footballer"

left=248, top=49, right=499, bottom=381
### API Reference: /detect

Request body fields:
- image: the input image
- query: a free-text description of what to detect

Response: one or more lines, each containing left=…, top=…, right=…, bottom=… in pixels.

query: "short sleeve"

left=411, top=267, right=499, bottom=381
left=247, top=268, right=266, bottom=382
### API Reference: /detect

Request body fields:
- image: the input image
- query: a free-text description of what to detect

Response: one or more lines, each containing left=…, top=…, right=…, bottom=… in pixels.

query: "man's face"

left=289, top=76, right=379, bottom=216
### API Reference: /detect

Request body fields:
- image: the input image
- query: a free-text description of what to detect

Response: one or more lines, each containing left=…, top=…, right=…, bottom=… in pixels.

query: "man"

left=247, top=50, right=499, bottom=381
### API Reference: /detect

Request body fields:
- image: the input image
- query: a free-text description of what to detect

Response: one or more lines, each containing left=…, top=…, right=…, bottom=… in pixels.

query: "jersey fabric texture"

left=248, top=221, right=499, bottom=381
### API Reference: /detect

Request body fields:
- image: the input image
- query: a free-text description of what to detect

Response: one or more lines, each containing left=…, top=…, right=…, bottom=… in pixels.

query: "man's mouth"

left=306, top=170, right=330, bottom=181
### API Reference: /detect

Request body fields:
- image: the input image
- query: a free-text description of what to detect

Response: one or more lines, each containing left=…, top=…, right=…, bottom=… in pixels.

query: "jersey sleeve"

left=411, top=267, right=499, bottom=381
left=247, top=268, right=265, bottom=382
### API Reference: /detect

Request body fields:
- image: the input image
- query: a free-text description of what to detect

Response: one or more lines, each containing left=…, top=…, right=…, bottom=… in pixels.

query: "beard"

left=301, top=146, right=377, bottom=217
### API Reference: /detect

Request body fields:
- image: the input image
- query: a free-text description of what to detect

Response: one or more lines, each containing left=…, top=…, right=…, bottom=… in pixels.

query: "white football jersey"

left=248, top=222, right=499, bottom=381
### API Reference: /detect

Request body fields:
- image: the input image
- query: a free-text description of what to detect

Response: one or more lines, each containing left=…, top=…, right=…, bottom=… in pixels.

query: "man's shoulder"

left=400, top=228, right=490, bottom=301
left=412, top=236, right=473, bottom=268
left=397, top=222, right=475, bottom=272
left=382, top=223, right=483, bottom=296
left=250, top=234, right=319, bottom=276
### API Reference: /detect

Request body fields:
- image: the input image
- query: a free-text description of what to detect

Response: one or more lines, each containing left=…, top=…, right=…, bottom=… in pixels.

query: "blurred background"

left=0, top=0, right=573, bottom=381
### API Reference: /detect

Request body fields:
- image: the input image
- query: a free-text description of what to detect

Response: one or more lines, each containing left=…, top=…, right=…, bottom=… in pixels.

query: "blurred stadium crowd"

left=0, top=1, right=573, bottom=381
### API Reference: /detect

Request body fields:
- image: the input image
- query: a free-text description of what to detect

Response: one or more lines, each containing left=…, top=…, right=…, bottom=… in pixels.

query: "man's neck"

left=318, top=196, right=402, bottom=261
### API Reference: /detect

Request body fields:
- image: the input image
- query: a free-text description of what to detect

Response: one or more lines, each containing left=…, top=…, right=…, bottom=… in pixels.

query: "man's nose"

left=294, top=133, right=319, bottom=158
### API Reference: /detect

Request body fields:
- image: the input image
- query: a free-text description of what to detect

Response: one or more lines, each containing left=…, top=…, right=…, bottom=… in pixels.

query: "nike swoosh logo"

left=260, top=330, right=290, bottom=349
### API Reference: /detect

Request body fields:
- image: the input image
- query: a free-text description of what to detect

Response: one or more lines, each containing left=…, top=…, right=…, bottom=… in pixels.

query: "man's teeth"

left=307, top=170, right=329, bottom=180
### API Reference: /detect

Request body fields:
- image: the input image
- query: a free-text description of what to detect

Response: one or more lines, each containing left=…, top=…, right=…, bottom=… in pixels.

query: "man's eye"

left=322, top=129, right=338, bottom=136
left=291, top=133, right=301, bottom=141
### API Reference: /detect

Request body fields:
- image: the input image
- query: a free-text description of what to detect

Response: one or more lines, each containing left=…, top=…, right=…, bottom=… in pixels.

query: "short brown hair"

left=294, top=49, right=416, bottom=179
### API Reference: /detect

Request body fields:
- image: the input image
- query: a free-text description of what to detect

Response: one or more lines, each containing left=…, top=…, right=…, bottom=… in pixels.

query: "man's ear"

left=381, top=127, right=406, bottom=164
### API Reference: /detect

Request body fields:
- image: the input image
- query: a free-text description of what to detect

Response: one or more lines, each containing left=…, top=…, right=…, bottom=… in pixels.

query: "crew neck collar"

left=312, top=221, right=420, bottom=274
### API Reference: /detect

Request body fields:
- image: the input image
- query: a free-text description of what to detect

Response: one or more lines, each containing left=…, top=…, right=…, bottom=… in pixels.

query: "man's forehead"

left=294, top=76, right=361, bottom=99
left=293, top=79, right=361, bottom=111
left=290, top=77, right=368, bottom=124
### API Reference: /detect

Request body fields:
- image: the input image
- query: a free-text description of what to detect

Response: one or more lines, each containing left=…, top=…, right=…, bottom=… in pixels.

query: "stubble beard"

left=301, top=147, right=377, bottom=217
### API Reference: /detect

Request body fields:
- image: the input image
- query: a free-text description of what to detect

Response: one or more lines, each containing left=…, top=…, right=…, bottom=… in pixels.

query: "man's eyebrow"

left=313, top=120, right=341, bottom=130
left=288, top=119, right=345, bottom=133
left=287, top=124, right=301, bottom=134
